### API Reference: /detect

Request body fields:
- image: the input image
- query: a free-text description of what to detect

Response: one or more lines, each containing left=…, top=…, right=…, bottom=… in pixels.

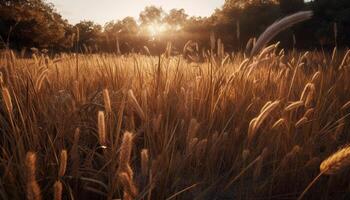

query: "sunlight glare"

left=148, top=23, right=169, bottom=36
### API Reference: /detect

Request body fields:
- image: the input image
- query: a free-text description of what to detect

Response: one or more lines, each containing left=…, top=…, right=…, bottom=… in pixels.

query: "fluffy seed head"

left=26, top=152, right=37, bottom=182
left=272, top=118, right=286, bottom=129
left=27, top=181, right=41, bottom=200
left=311, top=71, right=321, bottom=83
left=341, top=101, right=350, bottom=111
left=119, top=131, right=134, bottom=170
left=249, top=101, right=280, bottom=141
left=98, top=111, right=106, bottom=147
left=285, top=101, right=304, bottom=111
left=320, top=146, right=350, bottom=175
left=103, top=89, right=112, bottom=113
left=304, top=108, right=315, bottom=118
left=58, top=150, right=67, bottom=177
left=295, top=117, right=308, bottom=128
left=53, top=180, right=63, bottom=200
left=118, top=172, right=138, bottom=198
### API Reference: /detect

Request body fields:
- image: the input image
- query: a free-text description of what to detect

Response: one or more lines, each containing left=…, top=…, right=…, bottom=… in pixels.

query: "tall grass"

left=0, top=44, right=350, bottom=199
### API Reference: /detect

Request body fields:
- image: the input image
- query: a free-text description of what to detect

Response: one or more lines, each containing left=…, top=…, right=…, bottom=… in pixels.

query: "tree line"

left=0, top=0, right=349, bottom=54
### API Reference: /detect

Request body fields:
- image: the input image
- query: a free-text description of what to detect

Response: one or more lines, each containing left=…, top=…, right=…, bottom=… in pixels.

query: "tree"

left=0, top=0, right=72, bottom=49
left=74, top=21, right=102, bottom=51
left=103, top=17, right=139, bottom=52
left=279, top=0, right=304, bottom=14
left=139, top=6, right=164, bottom=26
left=163, top=9, right=188, bottom=26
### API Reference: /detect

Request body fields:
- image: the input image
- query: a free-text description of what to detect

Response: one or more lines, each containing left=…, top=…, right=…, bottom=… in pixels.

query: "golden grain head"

left=58, top=150, right=67, bottom=177
left=53, top=180, right=63, bottom=200
left=119, top=131, right=134, bottom=168
left=341, top=101, right=350, bottom=111
left=285, top=101, right=304, bottom=111
left=295, top=117, right=308, bottom=128
left=118, top=172, right=138, bottom=198
left=272, top=118, right=286, bottom=129
left=25, top=152, right=37, bottom=181
left=27, top=181, right=42, bottom=200
left=98, top=111, right=106, bottom=147
left=103, top=89, right=112, bottom=113
left=320, top=145, right=350, bottom=175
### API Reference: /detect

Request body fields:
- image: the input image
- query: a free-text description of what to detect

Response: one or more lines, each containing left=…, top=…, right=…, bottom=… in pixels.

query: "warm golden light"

left=147, top=23, right=170, bottom=37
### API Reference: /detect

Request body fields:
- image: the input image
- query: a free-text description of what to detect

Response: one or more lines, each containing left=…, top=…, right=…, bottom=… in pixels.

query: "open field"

left=1, top=47, right=350, bottom=199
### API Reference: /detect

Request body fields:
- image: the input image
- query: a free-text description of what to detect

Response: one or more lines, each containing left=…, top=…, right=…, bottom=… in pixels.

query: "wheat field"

left=1, top=46, right=350, bottom=199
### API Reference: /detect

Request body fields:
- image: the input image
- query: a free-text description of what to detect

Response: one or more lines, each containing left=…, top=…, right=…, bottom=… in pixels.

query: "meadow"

left=0, top=42, right=350, bottom=200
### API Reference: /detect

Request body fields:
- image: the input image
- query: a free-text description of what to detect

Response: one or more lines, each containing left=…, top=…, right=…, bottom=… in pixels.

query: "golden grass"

left=1, top=46, right=350, bottom=199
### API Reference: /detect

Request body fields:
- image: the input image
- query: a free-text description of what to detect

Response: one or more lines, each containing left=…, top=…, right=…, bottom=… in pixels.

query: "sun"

left=147, top=22, right=170, bottom=37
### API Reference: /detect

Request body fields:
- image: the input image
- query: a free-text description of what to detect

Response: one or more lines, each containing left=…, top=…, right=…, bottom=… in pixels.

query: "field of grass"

left=1, top=46, right=350, bottom=200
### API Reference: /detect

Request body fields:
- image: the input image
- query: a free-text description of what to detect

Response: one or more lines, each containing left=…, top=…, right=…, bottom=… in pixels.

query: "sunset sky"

left=48, top=0, right=225, bottom=25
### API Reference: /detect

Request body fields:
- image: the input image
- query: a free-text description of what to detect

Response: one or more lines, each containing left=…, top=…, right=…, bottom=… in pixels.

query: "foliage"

left=0, top=0, right=72, bottom=49
left=1, top=44, right=350, bottom=199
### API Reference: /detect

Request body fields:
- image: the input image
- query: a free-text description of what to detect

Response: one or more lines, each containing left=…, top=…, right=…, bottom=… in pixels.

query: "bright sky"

left=48, top=0, right=225, bottom=25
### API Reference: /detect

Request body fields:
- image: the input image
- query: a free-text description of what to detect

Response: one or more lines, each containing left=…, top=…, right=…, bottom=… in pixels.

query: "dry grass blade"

left=251, top=11, right=313, bottom=56
left=2, top=87, right=13, bottom=115
left=128, top=89, right=146, bottom=120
